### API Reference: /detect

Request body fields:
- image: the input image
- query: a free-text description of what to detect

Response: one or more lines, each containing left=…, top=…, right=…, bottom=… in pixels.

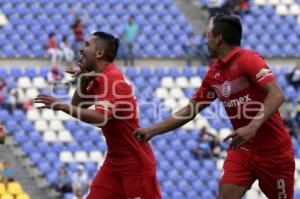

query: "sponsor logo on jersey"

left=223, top=94, right=252, bottom=108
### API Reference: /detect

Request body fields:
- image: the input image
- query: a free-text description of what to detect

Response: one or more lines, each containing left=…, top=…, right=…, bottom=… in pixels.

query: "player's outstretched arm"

left=34, top=94, right=109, bottom=127
left=224, top=80, right=285, bottom=148
left=134, top=100, right=209, bottom=142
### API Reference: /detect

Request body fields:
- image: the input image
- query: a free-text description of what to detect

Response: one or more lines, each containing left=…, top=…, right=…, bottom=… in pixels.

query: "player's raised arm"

left=34, top=94, right=110, bottom=127
left=134, top=100, right=210, bottom=142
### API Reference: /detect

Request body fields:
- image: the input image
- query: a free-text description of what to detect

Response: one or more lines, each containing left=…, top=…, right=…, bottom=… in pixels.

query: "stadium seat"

left=74, top=151, right=89, bottom=162
left=43, top=130, right=57, bottom=142
left=7, top=182, right=23, bottom=195
left=0, top=183, right=6, bottom=194
left=57, top=130, right=73, bottom=142
left=89, top=151, right=104, bottom=162
left=1, top=194, right=14, bottom=199
left=60, top=151, right=74, bottom=163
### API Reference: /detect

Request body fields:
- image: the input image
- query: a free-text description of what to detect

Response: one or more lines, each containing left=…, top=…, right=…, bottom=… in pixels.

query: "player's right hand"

left=133, top=128, right=155, bottom=142
left=66, top=58, right=87, bottom=78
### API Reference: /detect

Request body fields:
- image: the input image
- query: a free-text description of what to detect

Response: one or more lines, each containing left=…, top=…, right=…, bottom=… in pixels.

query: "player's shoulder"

left=238, top=48, right=264, bottom=60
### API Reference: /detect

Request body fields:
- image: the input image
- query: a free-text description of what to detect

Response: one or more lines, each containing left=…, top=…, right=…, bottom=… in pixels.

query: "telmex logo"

left=223, top=94, right=252, bottom=108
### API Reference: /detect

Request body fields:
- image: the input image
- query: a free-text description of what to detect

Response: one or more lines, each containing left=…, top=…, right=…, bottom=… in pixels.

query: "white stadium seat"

left=155, top=88, right=169, bottom=99
left=182, top=120, right=195, bottom=130
left=161, top=77, right=174, bottom=88
left=219, top=128, right=232, bottom=140
left=27, top=109, right=40, bottom=121
left=195, top=117, right=210, bottom=129
left=254, top=0, right=267, bottom=5
left=57, top=130, right=73, bottom=142
left=170, top=88, right=184, bottom=99
left=34, top=120, right=48, bottom=132
left=189, top=77, right=202, bottom=88
left=41, top=109, right=56, bottom=120
left=289, top=4, right=300, bottom=15
left=17, top=77, right=32, bottom=88
left=175, top=76, right=189, bottom=88
left=268, top=0, right=280, bottom=5
left=60, top=151, right=74, bottom=163
left=25, top=88, right=39, bottom=100
left=298, top=15, right=300, bottom=24
left=216, top=159, right=224, bottom=170
left=89, top=151, right=104, bottom=162
left=49, top=120, right=64, bottom=131
left=74, top=151, right=89, bottom=162
left=32, top=77, right=47, bottom=88
left=178, top=98, right=189, bottom=107
left=281, top=0, right=293, bottom=5
left=164, top=98, right=178, bottom=110
left=43, top=130, right=57, bottom=142
left=56, top=111, right=72, bottom=120
left=276, top=5, right=288, bottom=15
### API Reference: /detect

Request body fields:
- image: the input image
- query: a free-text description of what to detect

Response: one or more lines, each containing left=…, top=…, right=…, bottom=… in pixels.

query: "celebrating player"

left=34, top=31, right=161, bottom=199
left=134, top=15, right=295, bottom=199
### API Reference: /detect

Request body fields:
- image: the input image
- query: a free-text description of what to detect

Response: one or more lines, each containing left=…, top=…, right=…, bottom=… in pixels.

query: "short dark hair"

left=212, top=15, right=242, bottom=46
left=92, top=31, right=119, bottom=62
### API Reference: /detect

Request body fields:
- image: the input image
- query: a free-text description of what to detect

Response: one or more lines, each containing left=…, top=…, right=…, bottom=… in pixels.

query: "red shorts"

left=220, top=148, right=295, bottom=199
left=86, top=166, right=161, bottom=199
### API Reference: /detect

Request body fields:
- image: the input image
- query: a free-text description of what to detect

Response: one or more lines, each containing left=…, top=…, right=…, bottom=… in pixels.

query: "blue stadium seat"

left=82, top=141, right=95, bottom=152
left=0, top=110, right=10, bottom=122
left=22, top=142, right=35, bottom=154
left=84, top=162, right=97, bottom=174
left=29, top=152, right=43, bottom=164
left=37, top=142, right=50, bottom=154
left=5, top=120, right=19, bottom=132
left=285, top=86, right=297, bottom=99
left=125, top=67, right=137, bottom=78
left=38, top=162, right=52, bottom=174
left=168, top=68, right=180, bottom=78
left=262, top=5, right=274, bottom=16
left=51, top=142, right=65, bottom=153
left=170, top=190, right=184, bottom=199
left=67, top=141, right=80, bottom=152
left=182, top=67, right=194, bottom=77
left=13, top=130, right=27, bottom=144
left=45, top=152, right=58, bottom=163
left=29, top=131, right=43, bottom=143
left=183, top=170, right=197, bottom=181
left=88, top=130, right=101, bottom=142
left=97, top=142, right=107, bottom=153
left=12, top=109, right=25, bottom=122
left=46, top=172, right=58, bottom=185
left=3, top=45, right=15, bottom=57
left=159, top=160, right=172, bottom=172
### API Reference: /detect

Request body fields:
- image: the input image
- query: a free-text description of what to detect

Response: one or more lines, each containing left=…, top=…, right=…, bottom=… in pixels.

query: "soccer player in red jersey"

left=34, top=32, right=161, bottom=199
left=134, top=15, right=295, bottom=199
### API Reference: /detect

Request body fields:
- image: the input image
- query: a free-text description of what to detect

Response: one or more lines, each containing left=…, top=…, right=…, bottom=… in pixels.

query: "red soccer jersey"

left=86, top=63, right=156, bottom=177
left=192, top=47, right=292, bottom=153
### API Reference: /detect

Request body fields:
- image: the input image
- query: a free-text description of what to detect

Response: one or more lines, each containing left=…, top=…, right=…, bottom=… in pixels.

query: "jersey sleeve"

left=191, top=75, right=217, bottom=105
left=242, top=52, right=275, bottom=88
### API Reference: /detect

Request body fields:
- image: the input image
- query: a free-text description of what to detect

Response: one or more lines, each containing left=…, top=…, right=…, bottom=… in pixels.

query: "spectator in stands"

left=54, top=167, right=72, bottom=197
left=207, top=0, right=230, bottom=17
left=8, top=88, right=23, bottom=111
left=122, top=15, right=139, bottom=67
left=230, top=0, right=249, bottom=16
left=0, top=77, right=6, bottom=108
left=184, top=32, right=208, bottom=66
left=60, top=36, right=75, bottom=68
left=73, top=188, right=84, bottom=199
left=71, top=165, right=89, bottom=194
left=71, top=12, right=88, bottom=60
left=287, top=60, right=300, bottom=87
left=283, top=110, right=299, bottom=143
left=1, top=161, right=14, bottom=183
left=192, top=127, right=222, bottom=159
left=47, top=32, right=63, bottom=69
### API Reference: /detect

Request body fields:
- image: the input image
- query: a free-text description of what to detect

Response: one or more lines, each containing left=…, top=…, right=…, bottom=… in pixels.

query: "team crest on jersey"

left=221, top=81, right=231, bottom=97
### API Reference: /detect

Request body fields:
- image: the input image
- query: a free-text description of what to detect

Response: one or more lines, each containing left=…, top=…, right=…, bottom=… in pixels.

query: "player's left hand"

left=223, top=125, right=258, bottom=149
left=34, top=94, right=66, bottom=111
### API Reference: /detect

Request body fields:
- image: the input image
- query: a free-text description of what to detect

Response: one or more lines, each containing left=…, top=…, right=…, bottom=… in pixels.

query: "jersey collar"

left=217, top=47, right=241, bottom=66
